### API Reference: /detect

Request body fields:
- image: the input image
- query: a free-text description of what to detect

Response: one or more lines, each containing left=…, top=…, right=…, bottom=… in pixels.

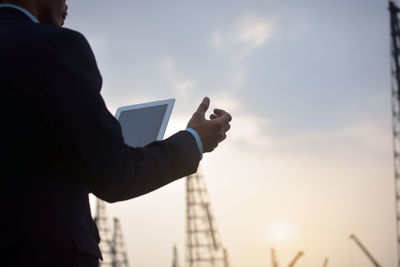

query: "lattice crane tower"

left=172, top=245, right=181, bottom=267
left=390, top=1, right=400, bottom=266
left=112, top=218, right=130, bottom=267
left=94, top=198, right=130, bottom=267
left=185, top=172, right=230, bottom=267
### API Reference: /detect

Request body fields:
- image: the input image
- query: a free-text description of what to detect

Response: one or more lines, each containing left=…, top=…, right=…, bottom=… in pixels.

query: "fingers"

left=192, top=101, right=232, bottom=153
left=210, top=109, right=231, bottom=142
left=219, top=133, right=227, bottom=142
left=195, top=97, right=210, bottom=117
left=208, top=143, right=218, bottom=153
left=210, top=109, right=232, bottom=122
left=220, top=112, right=232, bottom=123
left=213, top=109, right=232, bottom=123
left=213, top=108, right=226, bottom=116
left=210, top=114, right=218, bottom=120
left=223, top=123, right=231, bottom=132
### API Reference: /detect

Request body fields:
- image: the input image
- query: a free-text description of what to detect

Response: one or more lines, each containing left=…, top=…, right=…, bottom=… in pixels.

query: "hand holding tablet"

left=116, top=97, right=232, bottom=154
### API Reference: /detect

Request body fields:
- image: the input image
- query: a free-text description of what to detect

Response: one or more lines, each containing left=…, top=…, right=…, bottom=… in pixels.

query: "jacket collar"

left=0, top=6, right=38, bottom=23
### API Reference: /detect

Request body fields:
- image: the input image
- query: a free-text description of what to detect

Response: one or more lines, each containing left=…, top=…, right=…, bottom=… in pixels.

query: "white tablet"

left=115, top=99, right=175, bottom=147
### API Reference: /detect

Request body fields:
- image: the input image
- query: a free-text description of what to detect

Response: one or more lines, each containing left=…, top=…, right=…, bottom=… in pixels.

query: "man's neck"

left=0, top=0, right=38, bottom=19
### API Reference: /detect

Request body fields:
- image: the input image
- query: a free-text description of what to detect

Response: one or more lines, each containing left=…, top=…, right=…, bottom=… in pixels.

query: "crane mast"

left=172, top=245, right=181, bottom=267
left=270, top=248, right=279, bottom=267
left=185, top=172, right=229, bottom=267
left=94, top=198, right=130, bottom=267
left=390, top=1, right=400, bottom=266
left=349, top=234, right=380, bottom=267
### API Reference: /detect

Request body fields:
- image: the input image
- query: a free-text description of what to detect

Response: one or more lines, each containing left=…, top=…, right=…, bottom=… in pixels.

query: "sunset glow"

left=267, top=221, right=294, bottom=243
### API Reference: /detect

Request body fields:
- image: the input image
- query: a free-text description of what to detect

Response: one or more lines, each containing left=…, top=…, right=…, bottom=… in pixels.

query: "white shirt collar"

left=0, top=3, right=39, bottom=23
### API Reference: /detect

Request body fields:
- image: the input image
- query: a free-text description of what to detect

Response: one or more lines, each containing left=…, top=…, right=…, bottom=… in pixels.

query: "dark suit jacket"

left=0, top=7, right=200, bottom=267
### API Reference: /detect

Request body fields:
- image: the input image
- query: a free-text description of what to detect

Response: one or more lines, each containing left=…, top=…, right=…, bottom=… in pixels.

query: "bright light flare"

left=267, top=221, right=294, bottom=243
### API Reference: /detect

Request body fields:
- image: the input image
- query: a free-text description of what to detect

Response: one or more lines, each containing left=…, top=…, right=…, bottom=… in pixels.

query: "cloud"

left=211, top=13, right=275, bottom=61
left=237, top=13, right=274, bottom=49
left=198, top=93, right=391, bottom=181
left=230, top=70, right=246, bottom=90
left=210, top=93, right=271, bottom=150
left=160, top=59, right=196, bottom=110
left=269, top=120, right=391, bottom=162
left=163, top=90, right=272, bottom=153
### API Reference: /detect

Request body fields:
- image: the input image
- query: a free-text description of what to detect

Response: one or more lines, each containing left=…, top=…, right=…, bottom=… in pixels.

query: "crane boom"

left=322, top=257, right=328, bottom=267
left=349, top=234, right=381, bottom=267
left=287, top=251, right=304, bottom=267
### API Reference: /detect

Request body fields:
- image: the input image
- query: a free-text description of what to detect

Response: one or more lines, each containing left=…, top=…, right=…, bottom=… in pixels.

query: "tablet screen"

left=116, top=99, right=174, bottom=147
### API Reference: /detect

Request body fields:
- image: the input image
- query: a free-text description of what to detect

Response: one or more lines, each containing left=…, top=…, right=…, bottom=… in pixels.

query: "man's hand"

left=187, top=97, right=232, bottom=153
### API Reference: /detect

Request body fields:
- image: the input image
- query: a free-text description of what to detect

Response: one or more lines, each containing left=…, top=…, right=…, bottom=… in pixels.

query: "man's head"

left=37, top=0, right=68, bottom=26
left=0, top=0, right=68, bottom=26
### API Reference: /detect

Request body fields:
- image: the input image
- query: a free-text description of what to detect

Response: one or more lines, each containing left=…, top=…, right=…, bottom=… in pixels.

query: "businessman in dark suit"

left=0, top=0, right=232, bottom=266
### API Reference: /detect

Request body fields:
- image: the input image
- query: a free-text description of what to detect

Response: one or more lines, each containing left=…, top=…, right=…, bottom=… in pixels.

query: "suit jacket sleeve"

left=38, top=29, right=200, bottom=202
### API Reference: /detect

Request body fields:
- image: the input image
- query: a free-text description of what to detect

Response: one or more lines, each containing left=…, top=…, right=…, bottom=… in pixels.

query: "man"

left=0, top=0, right=232, bottom=266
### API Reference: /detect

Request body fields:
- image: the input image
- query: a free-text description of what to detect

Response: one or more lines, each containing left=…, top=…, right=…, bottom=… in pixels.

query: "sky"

left=67, top=0, right=395, bottom=266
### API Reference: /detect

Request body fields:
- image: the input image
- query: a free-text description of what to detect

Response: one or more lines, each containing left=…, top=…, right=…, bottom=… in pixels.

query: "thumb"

left=195, top=97, right=210, bottom=117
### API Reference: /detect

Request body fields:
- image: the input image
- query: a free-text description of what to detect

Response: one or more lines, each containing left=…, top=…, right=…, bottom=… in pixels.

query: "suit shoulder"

left=0, top=22, right=89, bottom=59
left=2, top=22, right=82, bottom=44
left=32, top=25, right=90, bottom=51
left=30, top=25, right=94, bottom=62
left=49, top=26, right=89, bottom=46
left=47, top=27, right=97, bottom=64
left=0, top=22, right=98, bottom=86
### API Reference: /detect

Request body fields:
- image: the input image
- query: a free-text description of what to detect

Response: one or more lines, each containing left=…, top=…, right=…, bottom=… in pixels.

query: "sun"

left=267, top=221, right=294, bottom=243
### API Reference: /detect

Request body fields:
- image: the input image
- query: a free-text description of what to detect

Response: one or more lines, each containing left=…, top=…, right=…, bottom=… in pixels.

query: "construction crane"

left=349, top=234, right=381, bottom=267
left=287, top=251, right=304, bottom=267
left=112, top=218, right=130, bottom=267
left=95, top=198, right=115, bottom=266
left=172, top=245, right=181, bottom=267
left=390, top=1, right=400, bottom=266
left=271, top=248, right=278, bottom=267
left=322, top=258, right=328, bottom=267
left=269, top=248, right=303, bottom=267
left=185, top=172, right=229, bottom=267
left=94, top=198, right=130, bottom=267
left=223, top=248, right=230, bottom=267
